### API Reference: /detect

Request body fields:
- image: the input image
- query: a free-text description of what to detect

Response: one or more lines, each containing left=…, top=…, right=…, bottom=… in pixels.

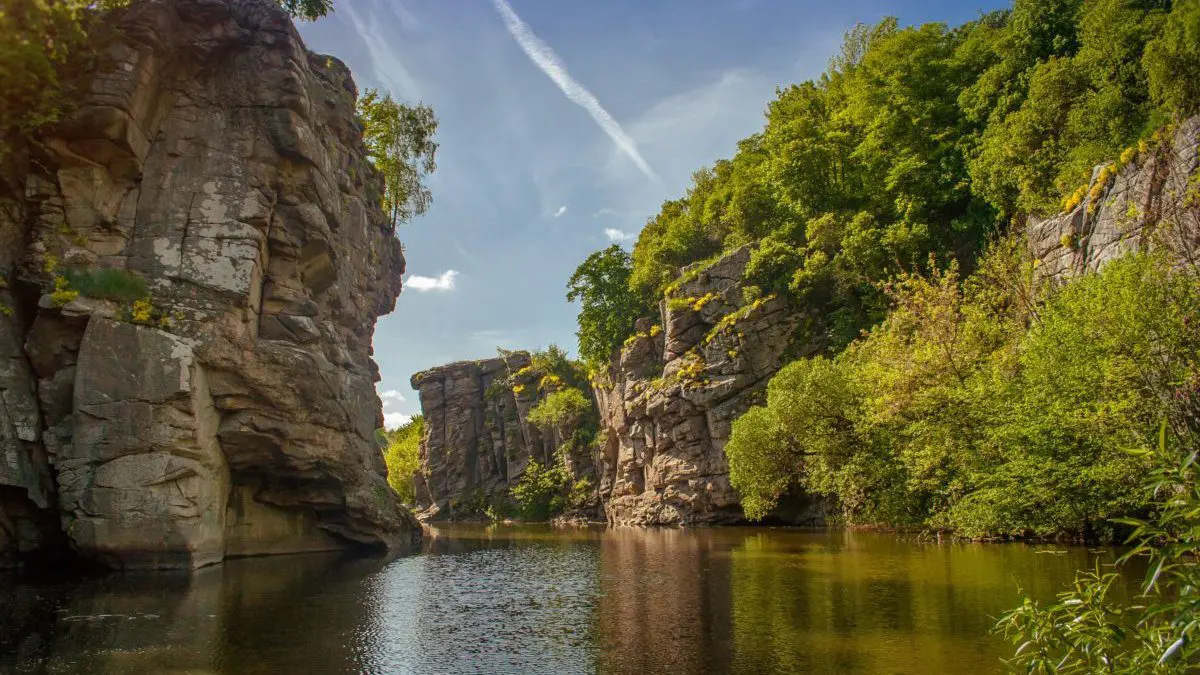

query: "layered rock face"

left=0, top=0, right=417, bottom=569
left=593, top=247, right=821, bottom=525
left=1027, top=116, right=1200, bottom=278
left=411, top=352, right=600, bottom=520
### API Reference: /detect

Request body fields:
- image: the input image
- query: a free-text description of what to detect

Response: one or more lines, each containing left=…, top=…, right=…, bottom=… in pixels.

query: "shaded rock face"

left=1028, top=116, right=1200, bottom=279
left=0, top=0, right=417, bottom=569
left=410, top=352, right=600, bottom=521
left=594, top=247, right=823, bottom=526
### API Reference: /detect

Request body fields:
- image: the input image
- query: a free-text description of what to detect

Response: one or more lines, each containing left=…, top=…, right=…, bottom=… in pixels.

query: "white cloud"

left=490, top=0, right=658, bottom=181
left=553, top=205, right=568, bottom=218
left=384, top=412, right=414, bottom=429
left=604, top=228, right=634, bottom=242
left=406, top=270, right=458, bottom=292
left=593, top=207, right=619, bottom=219
left=379, top=389, right=407, bottom=404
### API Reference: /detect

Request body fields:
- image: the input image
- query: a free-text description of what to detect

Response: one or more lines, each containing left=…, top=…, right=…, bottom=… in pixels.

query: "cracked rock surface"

left=0, top=0, right=417, bottom=569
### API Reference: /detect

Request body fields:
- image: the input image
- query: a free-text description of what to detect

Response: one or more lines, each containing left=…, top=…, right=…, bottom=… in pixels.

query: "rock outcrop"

left=0, top=0, right=417, bottom=569
left=593, top=247, right=824, bottom=525
left=411, top=352, right=601, bottom=521
left=1027, top=116, right=1200, bottom=279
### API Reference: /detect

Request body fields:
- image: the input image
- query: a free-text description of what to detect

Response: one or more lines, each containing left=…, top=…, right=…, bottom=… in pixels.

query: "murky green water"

left=0, top=526, right=1126, bottom=674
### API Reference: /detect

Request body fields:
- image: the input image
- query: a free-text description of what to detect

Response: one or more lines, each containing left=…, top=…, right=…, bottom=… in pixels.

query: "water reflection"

left=0, top=526, right=1124, bottom=674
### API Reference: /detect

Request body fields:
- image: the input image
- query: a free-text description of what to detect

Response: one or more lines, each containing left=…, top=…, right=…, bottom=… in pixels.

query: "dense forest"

left=569, top=0, right=1200, bottom=540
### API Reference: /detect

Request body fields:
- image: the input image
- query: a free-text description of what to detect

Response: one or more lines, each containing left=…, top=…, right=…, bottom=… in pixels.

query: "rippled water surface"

left=0, top=526, right=1124, bottom=674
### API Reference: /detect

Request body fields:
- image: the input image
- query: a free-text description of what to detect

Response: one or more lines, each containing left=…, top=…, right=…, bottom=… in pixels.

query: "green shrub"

left=382, top=416, right=423, bottom=503
left=64, top=268, right=148, bottom=303
left=510, top=459, right=572, bottom=521
left=527, top=388, right=591, bottom=433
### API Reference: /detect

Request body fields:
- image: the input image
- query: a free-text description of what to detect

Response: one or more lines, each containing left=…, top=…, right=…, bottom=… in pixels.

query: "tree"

left=1144, top=0, right=1200, bottom=117
left=275, top=0, right=334, bottom=21
left=382, top=416, right=423, bottom=503
left=357, top=88, right=438, bottom=227
left=567, top=245, right=644, bottom=370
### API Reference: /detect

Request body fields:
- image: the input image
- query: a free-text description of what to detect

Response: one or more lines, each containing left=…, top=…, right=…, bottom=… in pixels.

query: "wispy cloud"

left=406, top=270, right=459, bottom=292
left=593, top=207, right=619, bottom=219
left=604, top=228, right=634, bottom=242
left=553, top=205, right=568, bottom=218
left=340, top=1, right=421, bottom=99
left=384, top=412, right=414, bottom=429
left=490, top=0, right=657, bottom=181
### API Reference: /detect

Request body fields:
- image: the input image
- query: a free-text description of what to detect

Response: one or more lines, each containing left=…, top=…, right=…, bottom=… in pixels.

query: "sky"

left=296, top=0, right=1008, bottom=428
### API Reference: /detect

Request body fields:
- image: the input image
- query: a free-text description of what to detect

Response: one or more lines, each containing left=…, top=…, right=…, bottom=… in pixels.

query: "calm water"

left=0, top=526, right=1126, bottom=674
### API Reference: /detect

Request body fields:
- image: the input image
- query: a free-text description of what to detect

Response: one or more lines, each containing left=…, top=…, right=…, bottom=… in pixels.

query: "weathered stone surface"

left=593, top=246, right=822, bottom=525
left=411, top=352, right=602, bottom=521
left=1028, top=116, right=1200, bottom=280
left=0, top=0, right=417, bottom=568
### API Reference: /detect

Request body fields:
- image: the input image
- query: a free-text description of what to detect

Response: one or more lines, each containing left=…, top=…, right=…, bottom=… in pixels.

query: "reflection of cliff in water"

left=0, top=553, right=387, bottom=673
left=593, top=527, right=735, bottom=674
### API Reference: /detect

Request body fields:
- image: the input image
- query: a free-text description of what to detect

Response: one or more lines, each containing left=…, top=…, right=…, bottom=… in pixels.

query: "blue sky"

left=297, top=0, right=1008, bottom=427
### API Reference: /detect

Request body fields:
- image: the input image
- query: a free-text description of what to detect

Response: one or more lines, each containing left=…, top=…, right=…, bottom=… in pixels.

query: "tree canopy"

left=357, top=89, right=439, bottom=228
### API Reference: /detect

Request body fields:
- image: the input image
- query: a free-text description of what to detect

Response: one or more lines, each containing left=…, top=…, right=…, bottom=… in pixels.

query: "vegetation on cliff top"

left=569, top=0, right=1200, bottom=371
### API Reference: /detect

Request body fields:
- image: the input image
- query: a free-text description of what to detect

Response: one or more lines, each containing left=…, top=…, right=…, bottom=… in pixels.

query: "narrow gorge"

left=0, top=0, right=417, bottom=570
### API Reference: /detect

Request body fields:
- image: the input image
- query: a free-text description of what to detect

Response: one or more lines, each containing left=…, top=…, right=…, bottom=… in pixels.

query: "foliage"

left=510, top=459, right=573, bottom=521
left=566, top=245, right=644, bottom=370
left=275, top=0, right=333, bottom=21
left=527, top=388, right=591, bottom=433
left=382, top=416, right=423, bottom=504
left=356, top=89, right=438, bottom=228
left=63, top=268, right=148, bottom=303
left=726, top=250, right=1200, bottom=539
left=1144, top=0, right=1200, bottom=117
left=997, top=424, right=1200, bottom=673
left=568, top=0, right=1197, bottom=369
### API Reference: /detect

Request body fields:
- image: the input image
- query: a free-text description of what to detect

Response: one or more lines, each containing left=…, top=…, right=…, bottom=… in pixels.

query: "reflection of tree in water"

left=726, top=531, right=1118, bottom=673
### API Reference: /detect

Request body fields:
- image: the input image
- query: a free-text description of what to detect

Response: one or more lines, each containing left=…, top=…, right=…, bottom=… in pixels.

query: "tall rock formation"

left=593, top=247, right=823, bottom=525
left=411, top=351, right=601, bottom=521
left=1027, top=117, right=1200, bottom=279
left=0, top=0, right=417, bottom=569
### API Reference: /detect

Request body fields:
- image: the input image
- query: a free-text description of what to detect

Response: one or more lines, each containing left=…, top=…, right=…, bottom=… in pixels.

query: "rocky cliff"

left=411, top=351, right=600, bottom=521
left=593, top=247, right=825, bottom=525
left=0, top=0, right=417, bottom=569
left=1027, top=116, right=1200, bottom=279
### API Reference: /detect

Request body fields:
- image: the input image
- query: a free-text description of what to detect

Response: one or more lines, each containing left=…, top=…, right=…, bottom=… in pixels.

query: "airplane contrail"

left=490, top=0, right=658, bottom=181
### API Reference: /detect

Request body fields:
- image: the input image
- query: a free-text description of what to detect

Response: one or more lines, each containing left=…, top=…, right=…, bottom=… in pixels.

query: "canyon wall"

left=411, top=352, right=600, bottom=520
left=592, top=248, right=824, bottom=525
left=0, top=0, right=417, bottom=569
left=1027, top=116, right=1200, bottom=279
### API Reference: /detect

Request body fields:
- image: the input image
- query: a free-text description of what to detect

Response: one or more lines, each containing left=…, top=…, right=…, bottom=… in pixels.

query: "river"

left=0, top=525, right=1123, bottom=674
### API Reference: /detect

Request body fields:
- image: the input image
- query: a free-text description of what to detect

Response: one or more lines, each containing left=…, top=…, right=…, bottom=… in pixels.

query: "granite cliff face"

left=410, top=249, right=823, bottom=526
left=410, top=352, right=600, bottom=521
left=593, top=247, right=824, bottom=525
left=1027, top=116, right=1200, bottom=279
left=0, top=0, right=417, bottom=569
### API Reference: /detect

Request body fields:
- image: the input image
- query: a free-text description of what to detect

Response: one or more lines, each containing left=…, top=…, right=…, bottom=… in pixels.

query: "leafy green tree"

left=382, top=416, right=423, bottom=503
left=275, top=0, right=334, bottom=21
left=567, top=245, right=644, bottom=370
left=1144, top=0, right=1200, bottom=117
left=357, top=88, right=438, bottom=227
